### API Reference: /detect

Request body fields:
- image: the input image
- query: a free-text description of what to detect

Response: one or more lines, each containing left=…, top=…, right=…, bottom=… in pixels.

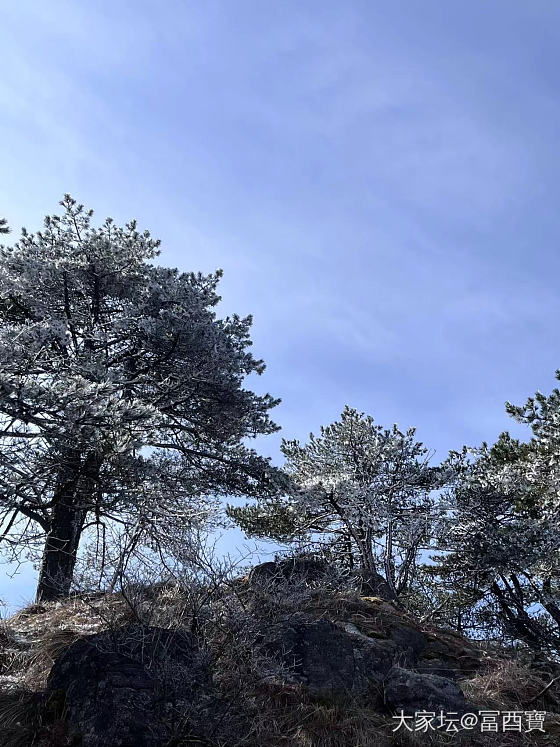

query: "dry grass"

left=20, top=628, right=85, bottom=689
left=0, top=689, right=44, bottom=747
left=457, top=657, right=560, bottom=746
left=0, top=592, right=136, bottom=690
left=461, top=656, right=560, bottom=711
left=217, top=680, right=557, bottom=747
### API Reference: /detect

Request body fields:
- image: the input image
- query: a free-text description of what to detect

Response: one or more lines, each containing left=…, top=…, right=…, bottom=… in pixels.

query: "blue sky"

left=1, top=0, right=560, bottom=609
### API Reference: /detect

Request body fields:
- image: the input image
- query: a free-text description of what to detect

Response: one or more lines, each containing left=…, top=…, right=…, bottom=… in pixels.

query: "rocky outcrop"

left=383, top=665, right=474, bottom=715
left=249, top=557, right=397, bottom=600
left=260, top=614, right=479, bottom=717
left=0, top=582, right=510, bottom=746
left=50, top=615, right=460, bottom=744
left=48, top=641, right=164, bottom=746
left=263, top=618, right=396, bottom=697
left=46, top=625, right=211, bottom=747
left=249, top=556, right=332, bottom=585
left=418, top=629, right=483, bottom=679
left=327, top=596, right=483, bottom=678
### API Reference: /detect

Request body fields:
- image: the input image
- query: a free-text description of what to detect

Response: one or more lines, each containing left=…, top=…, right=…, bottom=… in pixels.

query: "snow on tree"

left=230, top=406, right=440, bottom=598
left=0, top=196, right=281, bottom=601
left=437, top=400, right=560, bottom=654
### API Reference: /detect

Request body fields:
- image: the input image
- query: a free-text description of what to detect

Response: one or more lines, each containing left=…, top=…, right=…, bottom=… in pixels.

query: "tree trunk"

left=357, top=539, right=397, bottom=600
left=355, top=526, right=398, bottom=601
left=35, top=449, right=101, bottom=602
left=491, top=580, right=545, bottom=653
left=36, top=497, right=85, bottom=602
left=360, top=567, right=398, bottom=600
left=384, top=518, right=398, bottom=598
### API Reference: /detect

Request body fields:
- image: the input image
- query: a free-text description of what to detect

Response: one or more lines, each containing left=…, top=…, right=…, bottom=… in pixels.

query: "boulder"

left=416, top=657, right=459, bottom=680
left=249, top=556, right=331, bottom=586
left=419, top=631, right=482, bottom=677
left=263, top=618, right=394, bottom=696
left=383, top=665, right=473, bottom=715
left=47, top=638, right=164, bottom=746
left=388, top=624, right=427, bottom=667
left=248, top=558, right=400, bottom=601
left=46, top=625, right=211, bottom=746
left=359, top=571, right=398, bottom=601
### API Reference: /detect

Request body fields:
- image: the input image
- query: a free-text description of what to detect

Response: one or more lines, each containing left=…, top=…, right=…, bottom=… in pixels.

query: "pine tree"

left=230, top=406, right=439, bottom=598
left=0, top=196, right=280, bottom=601
left=436, top=420, right=560, bottom=654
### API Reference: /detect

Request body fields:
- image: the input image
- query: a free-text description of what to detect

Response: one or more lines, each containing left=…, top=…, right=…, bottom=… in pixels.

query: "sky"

left=1, top=0, right=560, bottom=609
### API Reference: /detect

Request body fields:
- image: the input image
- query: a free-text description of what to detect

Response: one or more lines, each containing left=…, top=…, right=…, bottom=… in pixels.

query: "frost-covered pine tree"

left=230, top=406, right=439, bottom=598
left=436, top=391, right=560, bottom=653
left=0, top=196, right=280, bottom=601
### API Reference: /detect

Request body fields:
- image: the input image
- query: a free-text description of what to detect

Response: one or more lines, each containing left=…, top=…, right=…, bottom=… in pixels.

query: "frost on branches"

left=230, top=406, right=440, bottom=599
left=0, top=196, right=280, bottom=601
left=437, top=377, right=560, bottom=653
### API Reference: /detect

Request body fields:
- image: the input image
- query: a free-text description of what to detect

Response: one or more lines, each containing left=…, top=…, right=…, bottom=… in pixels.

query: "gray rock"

left=416, top=657, right=458, bottom=680
left=419, top=632, right=482, bottom=677
left=389, top=625, right=426, bottom=655
left=388, top=624, right=426, bottom=667
left=384, top=665, right=472, bottom=715
left=359, top=570, right=398, bottom=600
left=47, top=639, right=164, bottom=746
left=46, top=625, right=211, bottom=746
left=249, top=556, right=331, bottom=586
left=249, top=560, right=280, bottom=583
left=263, top=618, right=394, bottom=696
